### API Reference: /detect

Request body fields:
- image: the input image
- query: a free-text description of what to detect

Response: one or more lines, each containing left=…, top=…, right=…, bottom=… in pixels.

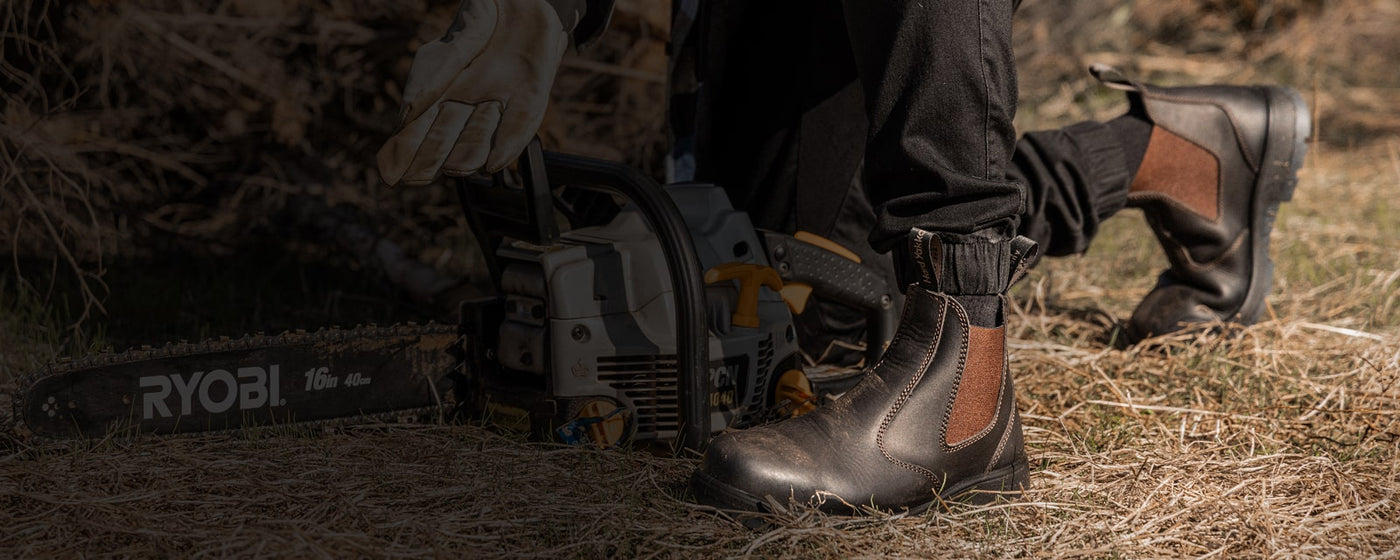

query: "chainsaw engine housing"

left=478, top=183, right=800, bottom=444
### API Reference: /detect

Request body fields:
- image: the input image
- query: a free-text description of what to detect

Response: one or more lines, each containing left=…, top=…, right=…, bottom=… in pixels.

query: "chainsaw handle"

left=455, top=138, right=558, bottom=290
left=537, top=151, right=713, bottom=453
left=761, top=231, right=897, bottom=364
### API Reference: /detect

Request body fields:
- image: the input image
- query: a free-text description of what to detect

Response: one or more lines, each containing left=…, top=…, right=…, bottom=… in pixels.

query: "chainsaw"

left=13, top=141, right=897, bottom=450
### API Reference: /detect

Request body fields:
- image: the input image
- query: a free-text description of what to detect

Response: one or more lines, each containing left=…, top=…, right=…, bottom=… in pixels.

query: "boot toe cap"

left=1126, top=273, right=1251, bottom=342
left=695, top=427, right=825, bottom=510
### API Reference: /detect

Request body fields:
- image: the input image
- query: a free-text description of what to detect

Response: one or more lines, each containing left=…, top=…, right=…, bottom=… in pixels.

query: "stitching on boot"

left=942, top=301, right=1000, bottom=452
left=876, top=289, right=947, bottom=482
left=837, top=288, right=920, bottom=404
left=837, top=281, right=925, bottom=409
left=985, top=370, right=1015, bottom=473
left=938, top=302, right=970, bottom=451
left=861, top=293, right=918, bottom=374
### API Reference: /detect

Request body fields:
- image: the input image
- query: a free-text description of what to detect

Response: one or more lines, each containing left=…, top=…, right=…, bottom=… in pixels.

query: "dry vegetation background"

left=2, top=0, right=1398, bottom=557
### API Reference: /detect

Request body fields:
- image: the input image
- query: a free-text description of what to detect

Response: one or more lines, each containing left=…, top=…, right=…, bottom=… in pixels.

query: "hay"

left=1, top=324, right=1396, bottom=557
left=2, top=0, right=1398, bottom=557
left=3, top=145, right=1398, bottom=558
left=0, top=0, right=668, bottom=323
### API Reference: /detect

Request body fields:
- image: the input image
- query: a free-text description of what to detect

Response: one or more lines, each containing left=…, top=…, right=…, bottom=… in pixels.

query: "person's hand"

left=378, top=0, right=569, bottom=186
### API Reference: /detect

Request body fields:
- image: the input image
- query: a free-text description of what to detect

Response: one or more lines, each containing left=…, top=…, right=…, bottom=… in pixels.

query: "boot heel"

left=1266, top=86, right=1312, bottom=203
left=1234, top=86, right=1310, bottom=325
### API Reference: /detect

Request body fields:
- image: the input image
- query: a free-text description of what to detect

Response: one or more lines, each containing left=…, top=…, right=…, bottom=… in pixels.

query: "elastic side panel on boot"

left=1130, top=127, right=1221, bottom=221
left=946, top=324, right=1005, bottom=448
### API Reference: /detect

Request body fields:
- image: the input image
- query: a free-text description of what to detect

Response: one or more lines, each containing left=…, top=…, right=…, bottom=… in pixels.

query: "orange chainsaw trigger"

left=704, top=262, right=783, bottom=328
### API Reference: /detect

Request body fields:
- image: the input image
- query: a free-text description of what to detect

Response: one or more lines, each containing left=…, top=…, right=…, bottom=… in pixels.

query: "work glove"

left=378, top=0, right=571, bottom=186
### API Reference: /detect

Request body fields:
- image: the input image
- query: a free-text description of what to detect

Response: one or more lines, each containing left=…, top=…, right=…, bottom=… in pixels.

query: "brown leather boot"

left=690, top=229, right=1037, bottom=514
left=1091, top=66, right=1312, bottom=341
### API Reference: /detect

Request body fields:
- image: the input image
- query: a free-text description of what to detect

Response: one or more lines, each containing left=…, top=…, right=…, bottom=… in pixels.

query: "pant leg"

left=672, top=0, right=864, bottom=233
left=1012, top=121, right=1133, bottom=257
left=842, top=0, right=1024, bottom=250
left=668, top=0, right=1133, bottom=359
left=671, top=0, right=892, bottom=365
left=674, top=0, right=1134, bottom=260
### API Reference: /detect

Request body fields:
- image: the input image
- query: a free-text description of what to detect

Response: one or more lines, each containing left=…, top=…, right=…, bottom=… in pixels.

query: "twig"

left=1295, top=322, right=1388, bottom=342
left=1083, top=400, right=1268, bottom=422
left=127, top=11, right=279, bottom=99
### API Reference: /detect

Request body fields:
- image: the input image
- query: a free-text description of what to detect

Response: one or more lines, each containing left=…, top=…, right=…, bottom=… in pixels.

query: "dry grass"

left=3, top=148, right=1398, bottom=558
left=0, top=0, right=668, bottom=267
left=3, top=0, right=1400, bottom=558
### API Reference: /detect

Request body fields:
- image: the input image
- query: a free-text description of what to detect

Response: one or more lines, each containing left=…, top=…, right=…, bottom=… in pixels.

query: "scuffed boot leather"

left=1091, top=66, right=1312, bottom=341
left=690, top=229, right=1038, bottom=514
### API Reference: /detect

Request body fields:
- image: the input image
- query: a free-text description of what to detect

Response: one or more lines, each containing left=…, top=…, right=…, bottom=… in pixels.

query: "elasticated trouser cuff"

left=1066, top=121, right=1132, bottom=220
left=1011, top=120, right=1134, bottom=257
left=895, top=229, right=1017, bottom=296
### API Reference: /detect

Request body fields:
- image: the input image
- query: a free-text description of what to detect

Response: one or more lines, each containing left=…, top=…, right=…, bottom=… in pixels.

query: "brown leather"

left=1092, top=67, right=1311, bottom=341
left=946, top=324, right=1004, bottom=447
left=1129, top=126, right=1220, bottom=222
left=689, top=230, right=1035, bottom=514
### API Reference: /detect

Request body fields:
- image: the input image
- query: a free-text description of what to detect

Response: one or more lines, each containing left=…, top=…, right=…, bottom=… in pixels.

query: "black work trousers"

left=669, top=0, right=1132, bottom=257
left=667, top=0, right=1134, bottom=360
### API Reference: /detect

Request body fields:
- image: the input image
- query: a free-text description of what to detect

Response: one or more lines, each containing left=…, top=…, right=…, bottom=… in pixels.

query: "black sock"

left=1107, top=110, right=1153, bottom=179
left=954, top=294, right=1002, bottom=328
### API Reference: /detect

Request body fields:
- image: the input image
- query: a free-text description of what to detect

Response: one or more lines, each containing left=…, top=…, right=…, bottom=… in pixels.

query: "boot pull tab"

left=1008, top=236, right=1039, bottom=287
left=907, top=228, right=1026, bottom=295
left=1089, top=64, right=1147, bottom=94
left=910, top=228, right=944, bottom=291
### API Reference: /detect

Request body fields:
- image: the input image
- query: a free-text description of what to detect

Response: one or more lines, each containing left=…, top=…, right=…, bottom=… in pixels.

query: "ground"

left=4, top=145, right=1397, bottom=558
left=2, top=0, right=1398, bottom=558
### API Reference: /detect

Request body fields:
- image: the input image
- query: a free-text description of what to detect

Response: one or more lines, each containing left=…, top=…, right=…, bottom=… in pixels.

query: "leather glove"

left=378, top=0, right=570, bottom=186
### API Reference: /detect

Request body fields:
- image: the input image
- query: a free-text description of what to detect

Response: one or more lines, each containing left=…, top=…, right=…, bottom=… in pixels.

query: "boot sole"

left=1235, top=86, right=1312, bottom=325
left=688, top=455, right=1030, bottom=517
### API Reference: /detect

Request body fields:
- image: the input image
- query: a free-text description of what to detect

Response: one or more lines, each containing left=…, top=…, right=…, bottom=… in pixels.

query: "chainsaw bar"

left=15, top=324, right=461, bottom=442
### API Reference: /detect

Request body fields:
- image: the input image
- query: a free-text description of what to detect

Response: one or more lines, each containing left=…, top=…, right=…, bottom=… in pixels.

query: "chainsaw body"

left=14, top=144, right=892, bottom=447
left=486, top=184, right=800, bottom=444
left=457, top=142, right=895, bottom=448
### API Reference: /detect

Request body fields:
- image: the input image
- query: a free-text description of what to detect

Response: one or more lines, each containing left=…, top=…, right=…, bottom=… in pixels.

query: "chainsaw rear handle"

left=457, top=140, right=712, bottom=452
left=761, top=232, right=897, bottom=364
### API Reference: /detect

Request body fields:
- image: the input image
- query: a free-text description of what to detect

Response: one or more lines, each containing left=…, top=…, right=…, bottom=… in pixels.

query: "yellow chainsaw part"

left=780, top=282, right=813, bottom=315
left=774, top=369, right=817, bottom=417
left=794, top=231, right=861, bottom=263
left=581, top=400, right=628, bottom=449
left=704, top=262, right=783, bottom=328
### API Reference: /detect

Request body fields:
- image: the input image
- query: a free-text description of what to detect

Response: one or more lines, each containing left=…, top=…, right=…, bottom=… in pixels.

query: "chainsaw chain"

left=11, top=323, right=466, bottom=445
